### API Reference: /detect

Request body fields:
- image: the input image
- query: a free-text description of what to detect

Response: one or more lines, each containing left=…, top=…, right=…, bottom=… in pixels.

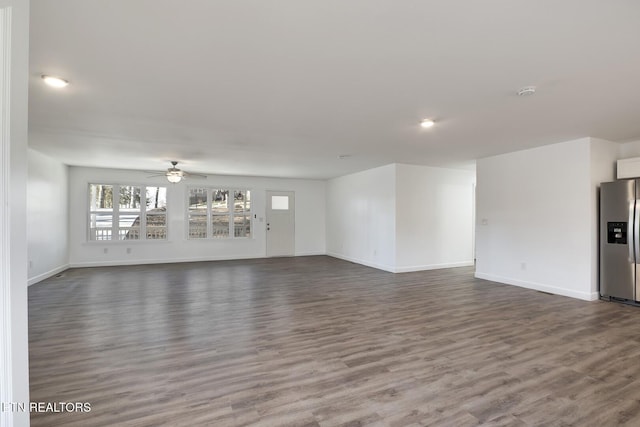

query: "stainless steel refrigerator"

left=600, top=179, right=640, bottom=302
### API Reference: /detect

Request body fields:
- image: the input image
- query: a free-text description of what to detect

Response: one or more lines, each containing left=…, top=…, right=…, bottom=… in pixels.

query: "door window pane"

left=271, top=195, right=289, bottom=210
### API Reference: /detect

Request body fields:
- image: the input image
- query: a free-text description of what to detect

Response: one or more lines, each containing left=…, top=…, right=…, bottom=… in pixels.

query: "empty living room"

left=3, top=1, right=640, bottom=426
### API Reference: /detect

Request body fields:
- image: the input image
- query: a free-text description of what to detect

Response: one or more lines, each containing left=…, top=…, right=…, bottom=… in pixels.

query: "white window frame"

left=87, top=183, right=168, bottom=242
left=186, top=187, right=252, bottom=239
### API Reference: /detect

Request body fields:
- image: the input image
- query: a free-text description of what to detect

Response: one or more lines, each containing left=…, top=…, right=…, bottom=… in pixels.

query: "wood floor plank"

left=28, top=256, right=640, bottom=426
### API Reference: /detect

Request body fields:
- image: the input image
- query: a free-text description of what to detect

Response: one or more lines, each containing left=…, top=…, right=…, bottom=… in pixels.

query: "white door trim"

left=0, top=6, right=14, bottom=426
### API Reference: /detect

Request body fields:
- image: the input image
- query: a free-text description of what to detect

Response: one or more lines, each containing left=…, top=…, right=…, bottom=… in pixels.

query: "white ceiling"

left=29, top=0, right=640, bottom=179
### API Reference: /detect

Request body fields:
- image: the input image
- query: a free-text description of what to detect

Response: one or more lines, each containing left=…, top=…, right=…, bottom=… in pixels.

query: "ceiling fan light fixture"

left=420, top=119, right=435, bottom=129
left=517, top=86, right=536, bottom=96
left=166, top=169, right=183, bottom=183
left=145, top=161, right=206, bottom=183
left=42, top=75, right=69, bottom=88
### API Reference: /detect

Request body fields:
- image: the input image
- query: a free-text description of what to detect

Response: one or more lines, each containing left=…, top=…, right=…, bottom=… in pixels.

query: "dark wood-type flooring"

left=29, top=256, right=640, bottom=426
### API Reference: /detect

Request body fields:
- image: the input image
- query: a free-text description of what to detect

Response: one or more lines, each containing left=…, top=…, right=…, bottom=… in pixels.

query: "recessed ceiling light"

left=42, top=75, right=69, bottom=88
left=517, top=86, right=536, bottom=96
left=420, top=119, right=435, bottom=128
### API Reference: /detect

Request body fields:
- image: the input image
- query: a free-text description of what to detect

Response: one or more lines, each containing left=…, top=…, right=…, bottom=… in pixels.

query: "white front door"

left=266, top=191, right=295, bottom=257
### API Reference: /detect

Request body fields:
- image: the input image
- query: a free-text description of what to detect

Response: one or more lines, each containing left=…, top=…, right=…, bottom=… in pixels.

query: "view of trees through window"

left=188, top=188, right=251, bottom=239
left=89, top=184, right=167, bottom=241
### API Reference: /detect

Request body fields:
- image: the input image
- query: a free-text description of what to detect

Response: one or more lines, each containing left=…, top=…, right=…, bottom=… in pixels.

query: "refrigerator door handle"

left=629, top=200, right=635, bottom=262
left=635, top=199, right=640, bottom=264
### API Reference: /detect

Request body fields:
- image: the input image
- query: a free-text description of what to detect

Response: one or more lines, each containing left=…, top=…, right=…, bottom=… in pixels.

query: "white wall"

left=617, top=139, right=640, bottom=158
left=326, top=164, right=397, bottom=271
left=0, top=1, right=30, bottom=426
left=326, top=163, right=475, bottom=273
left=28, top=149, right=69, bottom=285
left=68, top=166, right=326, bottom=267
left=395, top=164, right=475, bottom=272
left=475, top=137, right=613, bottom=301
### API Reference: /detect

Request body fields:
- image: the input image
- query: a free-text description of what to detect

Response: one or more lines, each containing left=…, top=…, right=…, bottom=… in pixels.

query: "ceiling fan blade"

left=144, top=162, right=206, bottom=181
left=184, top=172, right=208, bottom=179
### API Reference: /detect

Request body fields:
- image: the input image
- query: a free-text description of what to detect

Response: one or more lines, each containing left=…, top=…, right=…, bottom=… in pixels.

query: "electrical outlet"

left=126, top=248, right=132, bottom=254
left=103, top=248, right=108, bottom=254
left=521, top=262, right=526, bottom=270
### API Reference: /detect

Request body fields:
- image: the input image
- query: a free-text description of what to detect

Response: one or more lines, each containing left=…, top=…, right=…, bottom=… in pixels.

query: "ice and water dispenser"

left=607, top=222, right=627, bottom=244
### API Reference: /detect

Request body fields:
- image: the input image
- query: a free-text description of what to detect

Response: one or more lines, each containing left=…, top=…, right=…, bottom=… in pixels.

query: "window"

left=271, top=195, right=289, bottom=210
left=188, top=188, right=251, bottom=239
left=89, top=184, right=167, bottom=241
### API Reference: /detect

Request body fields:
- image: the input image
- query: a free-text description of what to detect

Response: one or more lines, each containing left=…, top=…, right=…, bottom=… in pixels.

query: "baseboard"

left=395, top=260, right=475, bottom=273
left=69, top=254, right=264, bottom=268
left=68, top=253, right=331, bottom=268
left=295, top=251, right=327, bottom=257
left=28, top=264, right=70, bottom=286
left=474, top=272, right=598, bottom=301
left=326, top=252, right=396, bottom=273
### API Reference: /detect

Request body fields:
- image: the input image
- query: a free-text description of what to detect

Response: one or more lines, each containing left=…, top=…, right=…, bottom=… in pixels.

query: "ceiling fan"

left=146, top=161, right=207, bottom=183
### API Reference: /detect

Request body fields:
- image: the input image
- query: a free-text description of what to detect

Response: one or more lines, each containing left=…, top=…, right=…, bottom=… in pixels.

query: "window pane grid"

left=187, top=187, right=251, bottom=239
left=88, top=184, right=167, bottom=241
